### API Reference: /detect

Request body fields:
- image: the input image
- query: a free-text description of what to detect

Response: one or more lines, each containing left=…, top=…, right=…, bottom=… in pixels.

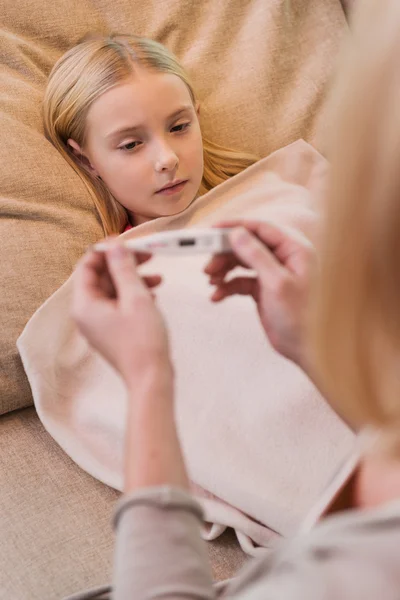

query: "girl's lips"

left=156, top=180, right=188, bottom=195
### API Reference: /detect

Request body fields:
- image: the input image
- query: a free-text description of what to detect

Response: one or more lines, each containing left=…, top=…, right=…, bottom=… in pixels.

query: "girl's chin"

left=127, top=191, right=199, bottom=224
left=157, top=195, right=197, bottom=217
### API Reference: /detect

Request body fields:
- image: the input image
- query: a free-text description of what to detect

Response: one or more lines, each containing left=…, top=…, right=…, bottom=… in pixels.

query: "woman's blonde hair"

left=43, top=34, right=258, bottom=235
left=311, top=0, right=400, bottom=452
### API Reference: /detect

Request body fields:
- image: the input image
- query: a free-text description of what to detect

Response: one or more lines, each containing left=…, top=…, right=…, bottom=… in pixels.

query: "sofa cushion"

left=0, top=408, right=246, bottom=599
left=0, top=0, right=347, bottom=414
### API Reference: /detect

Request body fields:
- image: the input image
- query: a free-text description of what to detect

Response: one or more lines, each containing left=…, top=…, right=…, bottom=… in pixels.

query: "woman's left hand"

left=204, top=220, right=316, bottom=376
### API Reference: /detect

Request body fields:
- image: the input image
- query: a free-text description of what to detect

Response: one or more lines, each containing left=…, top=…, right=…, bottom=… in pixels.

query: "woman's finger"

left=228, top=227, right=284, bottom=285
left=104, top=244, right=149, bottom=309
left=214, top=219, right=280, bottom=239
left=204, top=253, right=240, bottom=277
left=218, top=219, right=286, bottom=249
left=133, top=251, right=153, bottom=265
left=205, top=220, right=288, bottom=277
left=74, top=250, right=109, bottom=302
left=94, top=237, right=152, bottom=266
left=95, top=250, right=153, bottom=296
left=72, top=251, right=112, bottom=326
left=98, top=269, right=117, bottom=298
left=216, top=219, right=313, bottom=269
left=142, top=275, right=162, bottom=289
left=211, top=276, right=258, bottom=302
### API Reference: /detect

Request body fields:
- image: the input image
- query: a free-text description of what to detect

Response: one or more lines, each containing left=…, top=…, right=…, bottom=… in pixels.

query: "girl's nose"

left=154, top=142, right=179, bottom=172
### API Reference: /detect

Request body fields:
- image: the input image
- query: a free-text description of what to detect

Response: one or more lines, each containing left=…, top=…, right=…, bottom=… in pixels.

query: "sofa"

left=0, top=1, right=349, bottom=598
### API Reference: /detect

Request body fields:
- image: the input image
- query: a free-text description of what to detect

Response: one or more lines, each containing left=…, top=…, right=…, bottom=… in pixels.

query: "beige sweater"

left=65, top=486, right=400, bottom=600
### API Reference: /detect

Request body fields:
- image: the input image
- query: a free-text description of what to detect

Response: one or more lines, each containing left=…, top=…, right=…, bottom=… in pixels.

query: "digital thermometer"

left=94, top=228, right=234, bottom=255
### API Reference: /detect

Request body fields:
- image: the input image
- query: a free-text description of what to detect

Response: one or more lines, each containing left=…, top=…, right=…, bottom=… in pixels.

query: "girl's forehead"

left=85, top=70, right=194, bottom=137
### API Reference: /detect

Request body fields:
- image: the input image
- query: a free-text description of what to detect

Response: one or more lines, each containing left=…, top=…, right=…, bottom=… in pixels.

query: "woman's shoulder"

left=310, top=498, right=400, bottom=544
left=222, top=502, right=400, bottom=599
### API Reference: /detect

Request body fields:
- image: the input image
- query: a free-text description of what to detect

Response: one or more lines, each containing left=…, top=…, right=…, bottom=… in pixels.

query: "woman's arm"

left=72, top=244, right=216, bottom=599
left=113, top=486, right=215, bottom=600
left=123, top=369, right=188, bottom=492
left=72, top=224, right=318, bottom=599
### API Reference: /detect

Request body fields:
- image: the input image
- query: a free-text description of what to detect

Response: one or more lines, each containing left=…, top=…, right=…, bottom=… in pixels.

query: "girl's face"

left=69, top=69, right=204, bottom=225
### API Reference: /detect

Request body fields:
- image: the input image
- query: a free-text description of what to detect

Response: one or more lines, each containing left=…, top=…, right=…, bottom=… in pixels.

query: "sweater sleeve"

left=71, top=494, right=400, bottom=600
left=112, top=486, right=217, bottom=600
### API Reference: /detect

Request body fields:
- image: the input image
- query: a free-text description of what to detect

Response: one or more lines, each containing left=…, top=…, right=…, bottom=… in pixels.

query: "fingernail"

left=109, top=244, right=126, bottom=259
left=230, top=227, right=249, bottom=245
left=210, top=276, right=222, bottom=284
left=211, top=289, right=223, bottom=301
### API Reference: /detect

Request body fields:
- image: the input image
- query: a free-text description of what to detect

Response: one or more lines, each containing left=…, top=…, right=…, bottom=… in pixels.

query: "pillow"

left=0, top=0, right=347, bottom=413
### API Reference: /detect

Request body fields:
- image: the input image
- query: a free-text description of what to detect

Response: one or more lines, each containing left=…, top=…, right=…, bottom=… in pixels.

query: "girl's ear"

left=195, top=102, right=200, bottom=116
left=67, top=138, right=99, bottom=177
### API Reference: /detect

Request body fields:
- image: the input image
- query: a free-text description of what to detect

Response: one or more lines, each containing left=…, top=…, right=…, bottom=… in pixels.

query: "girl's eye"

left=171, top=122, right=190, bottom=133
left=120, top=141, right=141, bottom=151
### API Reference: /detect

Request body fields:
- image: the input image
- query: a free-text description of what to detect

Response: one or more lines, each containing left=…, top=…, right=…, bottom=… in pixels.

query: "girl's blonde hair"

left=311, top=0, right=400, bottom=453
left=43, top=34, right=258, bottom=235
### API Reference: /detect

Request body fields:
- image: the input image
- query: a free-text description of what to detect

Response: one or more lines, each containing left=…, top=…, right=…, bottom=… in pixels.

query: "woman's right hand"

left=204, top=220, right=316, bottom=375
left=72, top=242, right=172, bottom=390
left=72, top=243, right=190, bottom=494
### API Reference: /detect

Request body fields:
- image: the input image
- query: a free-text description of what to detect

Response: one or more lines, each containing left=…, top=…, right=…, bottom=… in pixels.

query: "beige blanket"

left=17, top=140, right=355, bottom=555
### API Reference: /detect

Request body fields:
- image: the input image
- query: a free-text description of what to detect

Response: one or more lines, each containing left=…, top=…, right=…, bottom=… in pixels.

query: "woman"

left=70, top=1, right=400, bottom=598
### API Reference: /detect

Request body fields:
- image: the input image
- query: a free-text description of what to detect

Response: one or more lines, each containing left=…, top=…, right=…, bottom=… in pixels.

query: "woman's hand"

left=205, top=221, right=316, bottom=375
left=72, top=242, right=190, bottom=492
left=72, top=242, right=172, bottom=388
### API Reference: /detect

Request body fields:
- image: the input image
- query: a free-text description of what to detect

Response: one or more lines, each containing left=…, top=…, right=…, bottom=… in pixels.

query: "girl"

left=43, top=34, right=258, bottom=234
left=70, top=1, right=400, bottom=598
